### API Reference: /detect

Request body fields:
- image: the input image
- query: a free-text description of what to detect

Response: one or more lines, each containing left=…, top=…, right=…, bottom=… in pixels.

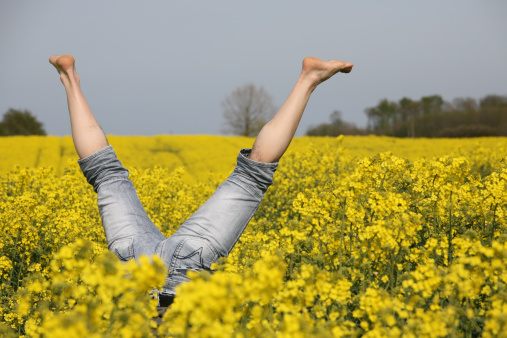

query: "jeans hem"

left=77, top=145, right=114, bottom=164
left=239, top=148, right=279, bottom=168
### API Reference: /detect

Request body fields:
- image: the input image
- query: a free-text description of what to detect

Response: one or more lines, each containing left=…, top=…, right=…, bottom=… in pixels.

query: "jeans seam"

left=229, top=205, right=259, bottom=253
left=169, top=239, right=186, bottom=272
left=108, top=232, right=160, bottom=251
left=109, top=236, right=134, bottom=261
left=169, top=237, right=219, bottom=272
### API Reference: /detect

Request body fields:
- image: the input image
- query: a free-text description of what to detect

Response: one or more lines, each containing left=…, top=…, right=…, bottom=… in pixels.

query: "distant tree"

left=418, top=95, right=444, bottom=137
left=420, top=95, right=444, bottom=115
left=307, top=110, right=365, bottom=136
left=398, top=97, right=419, bottom=138
left=0, top=109, right=46, bottom=136
left=480, top=95, right=507, bottom=108
left=365, top=99, right=398, bottom=135
left=364, top=94, right=507, bottom=138
left=478, top=95, right=507, bottom=134
left=452, top=97, right=478, bottom=112
left=222, top=83, right=276, bottom=137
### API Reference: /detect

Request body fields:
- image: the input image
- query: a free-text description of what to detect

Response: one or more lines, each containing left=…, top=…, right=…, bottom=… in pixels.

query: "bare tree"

left=222, top=83, right=276, bottom=137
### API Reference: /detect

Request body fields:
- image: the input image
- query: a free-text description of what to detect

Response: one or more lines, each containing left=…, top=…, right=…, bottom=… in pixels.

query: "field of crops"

left=1, top=135, right=507, bottom=337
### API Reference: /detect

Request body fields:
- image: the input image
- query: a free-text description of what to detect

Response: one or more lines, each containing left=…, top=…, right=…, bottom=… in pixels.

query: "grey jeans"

left=78, top=145, right=277, bottom=296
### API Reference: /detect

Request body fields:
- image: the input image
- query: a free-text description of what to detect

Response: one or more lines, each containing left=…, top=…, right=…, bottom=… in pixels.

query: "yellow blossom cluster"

left=1, top=239, right=166, bottom=337
left=1, top=135, right=507, bottom=337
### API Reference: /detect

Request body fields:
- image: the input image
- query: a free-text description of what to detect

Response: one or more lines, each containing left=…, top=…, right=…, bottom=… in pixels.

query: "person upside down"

left=49, top=54, right=353, bottom=307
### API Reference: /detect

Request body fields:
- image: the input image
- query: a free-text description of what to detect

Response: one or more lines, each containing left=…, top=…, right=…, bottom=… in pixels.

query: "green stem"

left=448, top=191, right=453, bottom=266
left=390, top=259, right=395, bottom=296
left=8, top=227, right=22, bottom=290
left=490, top=204, right=497, bottom=242
left=339, top=199, right=346, bottom=274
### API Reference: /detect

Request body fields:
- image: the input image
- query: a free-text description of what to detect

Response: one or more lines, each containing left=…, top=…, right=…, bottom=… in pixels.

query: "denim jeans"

left=78, top=145, right=277, bottom=296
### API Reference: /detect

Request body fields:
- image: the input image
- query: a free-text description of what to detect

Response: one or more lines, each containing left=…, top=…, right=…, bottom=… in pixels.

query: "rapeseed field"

left=1, top=135, right=506, bottom=337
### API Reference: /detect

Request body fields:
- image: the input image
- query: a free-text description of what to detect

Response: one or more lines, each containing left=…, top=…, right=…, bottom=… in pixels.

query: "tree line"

left=221, top=83, right=507, bottom=138
left=0, top=109, right=46, bottom=136
left=307, top=94, right=507, bottom=138
left=4, top=89, right=506, bottom=138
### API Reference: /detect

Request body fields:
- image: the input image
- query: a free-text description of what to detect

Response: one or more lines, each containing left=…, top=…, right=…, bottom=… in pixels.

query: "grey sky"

left=1, top=1, right=506, bottom=136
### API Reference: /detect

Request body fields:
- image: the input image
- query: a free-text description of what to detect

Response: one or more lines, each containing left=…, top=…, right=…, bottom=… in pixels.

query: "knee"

left=78, top=145, right=130, bottom=192
left=233, top=149, right=278, bottom=195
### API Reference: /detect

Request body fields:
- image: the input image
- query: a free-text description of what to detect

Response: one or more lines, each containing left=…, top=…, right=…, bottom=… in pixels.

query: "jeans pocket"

left=109, top=237, right=134, bottom=262
left=171, top=237, right=218, bottom=272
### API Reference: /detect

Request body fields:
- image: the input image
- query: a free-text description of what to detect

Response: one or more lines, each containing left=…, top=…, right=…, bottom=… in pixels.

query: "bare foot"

left=49, top=54, right=79, bottom=85
left=301, top=57, right=353, bottom=88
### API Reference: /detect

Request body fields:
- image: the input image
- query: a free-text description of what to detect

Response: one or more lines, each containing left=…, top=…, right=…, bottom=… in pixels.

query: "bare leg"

left=50, top=55, right=166, bottom=265
left=49, top=54, right=108, bottom=159
left=249, top=57, right=353, bottom=163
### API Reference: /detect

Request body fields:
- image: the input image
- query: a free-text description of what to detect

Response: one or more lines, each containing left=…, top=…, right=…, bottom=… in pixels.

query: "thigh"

left=156, top=149, right=277, bottom=295
left=78, top=145, right=166, bottom=258
left=171, top=149, right=278, bottom=258
left=97, top=178, right=166, bottom=257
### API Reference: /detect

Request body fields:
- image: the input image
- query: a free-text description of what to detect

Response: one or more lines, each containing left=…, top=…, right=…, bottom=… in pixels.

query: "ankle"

left=297, top=72, right=319, bottom=93
left=60, top=72, right=80, bottom=87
